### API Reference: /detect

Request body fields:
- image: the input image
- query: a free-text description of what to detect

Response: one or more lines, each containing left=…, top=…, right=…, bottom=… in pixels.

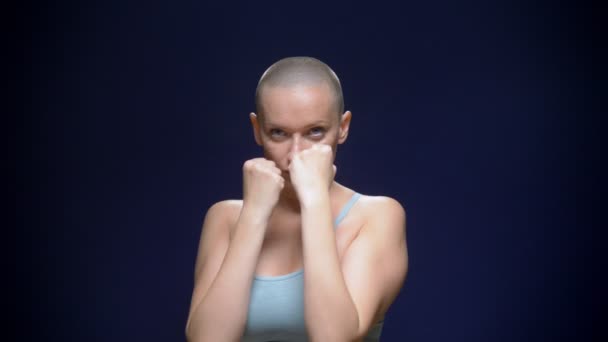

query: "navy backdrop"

left=19, top=0, right=596, bottom=341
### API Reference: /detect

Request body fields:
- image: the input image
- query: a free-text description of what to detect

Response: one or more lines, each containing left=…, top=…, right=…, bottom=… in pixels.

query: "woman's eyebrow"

left=266, top=120, right=328, bottom=129
left=306, top=120, right=329, bottom=127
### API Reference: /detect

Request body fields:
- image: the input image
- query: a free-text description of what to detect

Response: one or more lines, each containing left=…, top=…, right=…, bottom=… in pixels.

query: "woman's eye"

left=270, top=129, right=285, bottom=137
left=309, top=127, right=325, bottom=137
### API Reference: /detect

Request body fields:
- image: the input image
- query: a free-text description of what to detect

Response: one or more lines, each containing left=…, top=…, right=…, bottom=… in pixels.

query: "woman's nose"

left=291, top=136, right=302, bottom=153
left=287, top=136, right=302, bottom=165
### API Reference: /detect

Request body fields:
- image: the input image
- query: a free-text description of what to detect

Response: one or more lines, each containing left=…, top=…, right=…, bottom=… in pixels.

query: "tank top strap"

left=334, top=192, right=361, bottom=227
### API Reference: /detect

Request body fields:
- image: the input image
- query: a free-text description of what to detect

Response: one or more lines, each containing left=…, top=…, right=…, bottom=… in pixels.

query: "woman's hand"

left=242, top=158, right=285, bottom=221
left=288, top=144, right=336, bottom=205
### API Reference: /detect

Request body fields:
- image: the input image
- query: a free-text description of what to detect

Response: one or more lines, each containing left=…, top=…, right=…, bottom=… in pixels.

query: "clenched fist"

left=288, top=144, right=337, bottom=205
left=242, top=158, right=285, bottom=221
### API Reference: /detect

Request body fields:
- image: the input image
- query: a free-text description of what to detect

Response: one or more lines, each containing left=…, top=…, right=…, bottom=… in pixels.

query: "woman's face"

left=250, top=83, right=351, bottom=181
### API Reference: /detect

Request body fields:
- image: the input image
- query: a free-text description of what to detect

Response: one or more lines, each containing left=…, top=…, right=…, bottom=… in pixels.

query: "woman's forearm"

left=301, top=193, right=360, bottom=341
left=186, top=208, right=267, bottom=342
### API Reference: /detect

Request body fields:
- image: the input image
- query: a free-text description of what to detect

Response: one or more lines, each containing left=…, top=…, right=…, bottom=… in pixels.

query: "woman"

left=186, top=57, right=408, bottom=341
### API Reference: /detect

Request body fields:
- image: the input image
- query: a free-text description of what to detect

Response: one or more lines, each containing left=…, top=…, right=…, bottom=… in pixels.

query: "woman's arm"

left=185, top=201, right=268, bottom=342
left=300, top=193, right=361, bottom=341
left=186, top=158, right=284, bottom=341
left=301, top=194, right=408, bottom=342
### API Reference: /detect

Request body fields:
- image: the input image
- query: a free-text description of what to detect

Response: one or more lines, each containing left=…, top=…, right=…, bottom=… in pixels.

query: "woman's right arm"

left=185, top=201, right=269, bottom=342
left=186, top=158, right=284, bottom=341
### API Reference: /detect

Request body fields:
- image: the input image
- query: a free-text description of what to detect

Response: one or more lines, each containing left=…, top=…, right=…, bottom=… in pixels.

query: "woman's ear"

left=250, top=112, right=263, bottom=146
left=338, top=110, right=352, bottom=144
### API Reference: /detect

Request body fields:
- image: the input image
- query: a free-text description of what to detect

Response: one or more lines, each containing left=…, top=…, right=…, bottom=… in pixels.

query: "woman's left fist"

left=288, top=144, right=336, bottom=203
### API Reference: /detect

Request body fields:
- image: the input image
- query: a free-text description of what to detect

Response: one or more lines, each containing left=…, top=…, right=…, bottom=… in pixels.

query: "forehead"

left=260, top=84, right=336, bottom=125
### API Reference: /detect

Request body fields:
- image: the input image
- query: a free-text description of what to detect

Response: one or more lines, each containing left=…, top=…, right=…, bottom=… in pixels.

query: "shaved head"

left=255, top=56, right=344, bottom=118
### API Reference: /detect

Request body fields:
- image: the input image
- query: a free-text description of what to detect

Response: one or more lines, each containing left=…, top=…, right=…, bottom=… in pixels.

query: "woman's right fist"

left=242, top=158, right=285, bottom=219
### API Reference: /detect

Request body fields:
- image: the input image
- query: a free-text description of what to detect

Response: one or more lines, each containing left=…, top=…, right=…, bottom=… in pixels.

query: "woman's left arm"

left=301, top=194, right=408, bottom=342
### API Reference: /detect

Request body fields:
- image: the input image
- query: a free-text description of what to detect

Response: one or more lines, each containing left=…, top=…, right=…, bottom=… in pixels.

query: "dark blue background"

left=19, top=0, right=597, bottom=341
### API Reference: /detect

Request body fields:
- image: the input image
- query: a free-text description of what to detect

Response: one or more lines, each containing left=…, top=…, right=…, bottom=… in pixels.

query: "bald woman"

left=185, top=57, right=408, bottom=342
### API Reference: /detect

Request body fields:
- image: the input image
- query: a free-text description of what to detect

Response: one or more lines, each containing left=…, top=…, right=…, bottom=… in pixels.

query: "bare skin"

left=185, top=83, right=408, bottom=341
left=254, top=182, right=362, bottom=277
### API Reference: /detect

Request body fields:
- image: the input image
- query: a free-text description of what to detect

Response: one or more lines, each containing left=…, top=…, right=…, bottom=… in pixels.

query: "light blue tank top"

left=242, top=193, right=385, bottom=341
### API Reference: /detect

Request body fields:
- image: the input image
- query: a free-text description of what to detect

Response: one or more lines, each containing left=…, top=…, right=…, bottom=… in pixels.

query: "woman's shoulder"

left=208, top=199, right=243, bottom=211
left=339, top=183, right=405, bottom=212
left=203, top=199, right=243, bottom=226
left=351, top=189, right=405, bottom=213
left=357, top=193, right=404, bottom=208
left=354, top=192, right=406, bottom=229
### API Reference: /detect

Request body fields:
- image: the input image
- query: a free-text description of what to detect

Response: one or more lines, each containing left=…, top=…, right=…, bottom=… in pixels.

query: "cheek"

left=324, top=138, right=339, bottom=160
left=323, top=128, right=340, bottom=143
left=263, top=144, right=287, bottom=162
left=262, top=147, right=275, bottom=160
left=321, top=134, right=339, bottom=149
